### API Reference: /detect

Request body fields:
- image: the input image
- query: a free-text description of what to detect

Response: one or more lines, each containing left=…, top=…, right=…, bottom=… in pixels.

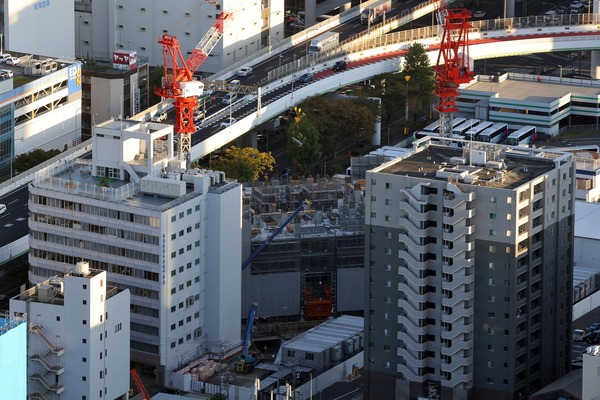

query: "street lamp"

left=558, top=64, right=563, bottom=79
left=404, top=75, right=411, bottom=122
left=270, top=36, right=283, bottom=69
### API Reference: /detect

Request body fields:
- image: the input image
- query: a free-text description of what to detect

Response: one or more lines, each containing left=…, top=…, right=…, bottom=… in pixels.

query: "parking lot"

left=571, top=305, right=600, bottom=366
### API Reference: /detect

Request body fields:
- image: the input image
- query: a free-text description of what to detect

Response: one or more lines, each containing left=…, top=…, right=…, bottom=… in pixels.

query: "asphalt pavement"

left=571, top=305, right=600, bottom=364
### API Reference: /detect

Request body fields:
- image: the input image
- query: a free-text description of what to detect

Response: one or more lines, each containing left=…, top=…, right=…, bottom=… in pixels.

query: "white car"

left=0, top=54, right=12, bottom=63
left=473, top=10, right=486, bottom=18
left=220, top=117, right=237, bottom=128
left=194, top=110, right=204, bottom=122
left=5, top=57, right=20, bottom=66
left=0, top=204, right=6, bottom=215
left=237, top=66, right=253, bottom=77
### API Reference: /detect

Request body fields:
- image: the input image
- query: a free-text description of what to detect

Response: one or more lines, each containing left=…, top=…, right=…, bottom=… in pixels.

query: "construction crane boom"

left=130, top=369, right=151, bottom=400
left=155, top=11, right=233, bottom=159
left=242, top=201, right=311, bottom=270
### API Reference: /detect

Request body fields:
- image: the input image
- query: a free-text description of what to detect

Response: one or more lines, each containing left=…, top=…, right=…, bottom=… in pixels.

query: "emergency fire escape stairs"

left=29, top=324, right=65, bottom=399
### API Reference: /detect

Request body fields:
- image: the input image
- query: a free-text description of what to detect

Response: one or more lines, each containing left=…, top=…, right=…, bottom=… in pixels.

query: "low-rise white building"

left=10, top=264, right=130, bottom=400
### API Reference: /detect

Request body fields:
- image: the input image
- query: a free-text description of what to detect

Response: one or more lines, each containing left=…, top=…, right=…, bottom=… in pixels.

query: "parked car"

left=221, top=92, right=238, bottom=104
left=333, top=60, right=347, bottom=71
left=0, top=204, right=6, bottom=215
left=5, top=57, right=20, bottom=66
left=237, top=66, right=253, bottom=77
left=0, top=69, right=13, bottom=78
left=193, top=110, right=204, bottom=122
left=589, top=322, right=600, bottom=332
left=587, top=330, right=600, bottom=344
left=473, top=10, right=486, bottom=18
left=0, top=54, right=12, bottom=63
left=573, top=328, right=589, bottom=341
left=298, top=72, right=314, bottom=83
left=220, top=117, right=237, bottom=128
left=556, top=5, right=567, bottom=14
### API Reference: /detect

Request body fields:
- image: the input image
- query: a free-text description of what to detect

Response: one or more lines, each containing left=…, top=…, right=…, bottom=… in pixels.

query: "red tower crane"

left=155, top=11, right=232, bottom=159
left=434, top=1, right=473, bottom=138
left=130, top=369, right=151, bottom=400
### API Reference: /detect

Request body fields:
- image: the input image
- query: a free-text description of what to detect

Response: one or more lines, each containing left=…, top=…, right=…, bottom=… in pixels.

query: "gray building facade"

left=364, top=139, right=574, bottom=400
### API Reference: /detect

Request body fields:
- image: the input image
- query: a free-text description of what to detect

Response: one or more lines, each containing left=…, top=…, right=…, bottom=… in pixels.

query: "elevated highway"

left=188, top=11, right=600, bottom=161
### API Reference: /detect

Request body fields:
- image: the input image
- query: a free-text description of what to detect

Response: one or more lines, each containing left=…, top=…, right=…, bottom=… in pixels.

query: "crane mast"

left=155, top=12, right=232, bottom=160
left=434, top=0, right=473, bottom=138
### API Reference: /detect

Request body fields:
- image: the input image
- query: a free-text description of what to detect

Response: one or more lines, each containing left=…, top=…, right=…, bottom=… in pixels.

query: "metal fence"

left=574, top=273, right=600, bottom=304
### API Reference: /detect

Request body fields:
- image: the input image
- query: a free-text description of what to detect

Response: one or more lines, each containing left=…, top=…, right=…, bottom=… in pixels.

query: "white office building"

left=10, top=265, right=130, bottom=400
left=0, top=61, right=82, bottom=180
left=74, top=0, right=284, bottom=73
left=27, top=118, right=242, bottom=385
left=3, top=0, right=75, bottom=58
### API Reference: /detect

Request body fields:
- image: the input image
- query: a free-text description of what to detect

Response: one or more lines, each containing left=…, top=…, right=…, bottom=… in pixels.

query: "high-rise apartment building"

left=27, top=118, right=242, bottom=384
left=10, top=264, right=130, bottom=400
left=364, top=139, right=574, bottom=400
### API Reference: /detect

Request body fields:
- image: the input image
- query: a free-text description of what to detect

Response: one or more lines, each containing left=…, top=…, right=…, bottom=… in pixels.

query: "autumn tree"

left=286, top=108, right=321, bottom=176
left=211, top=146, right=275, bottom=183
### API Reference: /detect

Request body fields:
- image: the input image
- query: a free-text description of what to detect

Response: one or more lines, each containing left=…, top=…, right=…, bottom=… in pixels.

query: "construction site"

left=241, top=174, right=366, bottom=324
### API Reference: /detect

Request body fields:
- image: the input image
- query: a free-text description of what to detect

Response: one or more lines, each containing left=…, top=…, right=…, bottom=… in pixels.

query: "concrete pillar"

left=591, top=0, right=600, bottom=78
left=504, top=0, right=515, bottom=18
left=304, top=0, right=317, bottom=27
left=341, top=2, right=351, bottom=12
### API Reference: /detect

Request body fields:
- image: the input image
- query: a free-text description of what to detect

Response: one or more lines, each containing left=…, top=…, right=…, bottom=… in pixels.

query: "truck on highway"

left=308, top=31, right=340, bottom=54
left=360, top=0, right=391, bottom=25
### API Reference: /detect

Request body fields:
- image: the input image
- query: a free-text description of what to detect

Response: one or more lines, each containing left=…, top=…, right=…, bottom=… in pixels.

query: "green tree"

left=13, top=148, right=61, bottom=174
left=402, top=42, right=436, bottom=121
left=302, top=97, right=376, bottom=156
left=211, top=146, right=275, bottom=183
left=286, top=109, right=321, bottom=176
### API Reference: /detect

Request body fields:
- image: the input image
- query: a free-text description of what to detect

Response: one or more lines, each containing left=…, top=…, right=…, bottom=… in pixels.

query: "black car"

left=333, top=60, right=347, bottom=71
left=298, top=73, right=314, bottom=83
left=588, top=330, right=600, bottom=344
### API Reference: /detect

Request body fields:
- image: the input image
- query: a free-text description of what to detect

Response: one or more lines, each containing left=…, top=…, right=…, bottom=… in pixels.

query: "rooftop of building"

left=0, top=312, right=26, bottom=336
left=31, top=118, right=235, bottom=210
left=377, top=139, right=570, bottom=190
left=466, top=74, right=600, bottom=103
left=282, top=315, right=364, bottom=354
left=13, top=265, right=121, bottom=306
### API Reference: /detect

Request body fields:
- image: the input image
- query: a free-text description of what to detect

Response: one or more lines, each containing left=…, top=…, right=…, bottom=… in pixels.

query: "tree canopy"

left=402, top=42, right=436, bottom=121
left=286, top=107, right=322, bottom=176
left=13, top=148, right=61, bottom=174
left=211, top=146, right=275, bottom=183
left=301, top=96, right=376, bottom=156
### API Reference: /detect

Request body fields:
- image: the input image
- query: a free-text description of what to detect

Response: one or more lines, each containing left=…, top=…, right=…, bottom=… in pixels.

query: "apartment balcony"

left=443, top=186, right=474, bottom=208
left=443, top=224, right=474, bottom=242
left=442, top=240, right=473, bottom=259
left=399, top=204, right=437, bottom=222
left=397, top=250, right=430, bottom=270
left=440, top=353, right=473, bottom=377
left=397, top=222, right=430, bottom=241
left=397, top=363, right=422, bottom=382
left=442, top=207, right=474, bottom=226
left=397, top=347, right=428, bottom=370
